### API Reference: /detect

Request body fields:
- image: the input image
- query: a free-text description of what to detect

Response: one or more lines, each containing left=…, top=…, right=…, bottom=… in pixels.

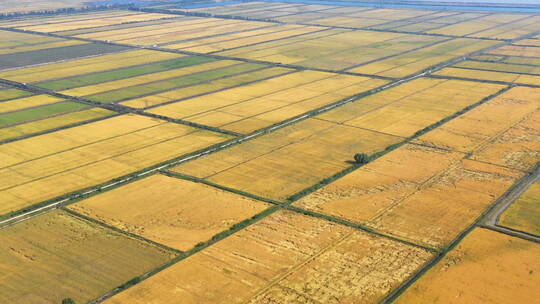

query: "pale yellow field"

left=148, top=70, right=388, bottom=133
left=75, top=17, right=275, bottom=47
left=433, top=67, right=540, bottom=86
left=487, top=45, right=540, bottom=57
left=18, top=12, right=175, bottom=33
left=415, top=86, right=540, bottom=153
left=0, top=10, right=140, bottom=27
left=165, top=24, right=325, bottom=53
left=0, top=114, right=231, bottom=216
left=396, top=228, right=540, bottom=304
left=427, top=14, right=527, bottom=36
left=218, top=29, right=444, bottom=71
left=318, top=77, right=505, bottom=137
left=171, top=118, right=400, bottom=200
left=350, top=38, right=499, bottom=78
left=69, top=174, right=270, bottom=251
left=0, top=49, right=182, bottom=83
left=0, top=108, right=114, bottom=142
left=0, top=209, right=176, bottom=304
left=469, top=15, right=540, bottom=39
left=104, top=210, right=434, bottom=304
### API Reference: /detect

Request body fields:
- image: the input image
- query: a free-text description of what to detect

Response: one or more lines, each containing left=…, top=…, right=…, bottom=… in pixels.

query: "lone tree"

left=62, top=298, right=76, bottom=304
left=354, top=153, right=370, bottom=165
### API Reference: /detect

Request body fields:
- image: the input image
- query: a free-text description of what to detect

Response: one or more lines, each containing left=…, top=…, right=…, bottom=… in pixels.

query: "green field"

left=0, top=101, right=88, bottom=127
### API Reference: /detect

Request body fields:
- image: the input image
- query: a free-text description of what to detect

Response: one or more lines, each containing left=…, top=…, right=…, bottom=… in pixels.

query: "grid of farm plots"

left=0, top=2, right=539, bottom=304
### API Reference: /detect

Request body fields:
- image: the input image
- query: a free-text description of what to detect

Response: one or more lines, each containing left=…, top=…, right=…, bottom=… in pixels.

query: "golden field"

left=0, top=114, right=230, bottom=216
left=0, top=210, right=176, bottom=304
left=499, top=180, right=540, bottom=235
left=318, top=77, right=505, bottom=137
left=395, top=228, right=540, bottom=304
left=69, top=174, right=270, bottom=251
left=171, top=118, right=400, bottom=201
left=414, top=87, right=540, bottom=150
left=104, top=210, right=433, bottom=304
left=148, top=70, right=388, bottom=133
left=415, top=86, right=540, bottom=170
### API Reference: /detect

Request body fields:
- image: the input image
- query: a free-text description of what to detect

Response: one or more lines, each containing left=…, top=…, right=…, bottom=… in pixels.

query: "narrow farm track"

left=479, top=163, right=540, bottom=243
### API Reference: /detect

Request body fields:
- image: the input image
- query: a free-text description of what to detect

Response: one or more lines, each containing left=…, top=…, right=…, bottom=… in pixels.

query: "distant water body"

left=178, top=0, right=540, bottom=12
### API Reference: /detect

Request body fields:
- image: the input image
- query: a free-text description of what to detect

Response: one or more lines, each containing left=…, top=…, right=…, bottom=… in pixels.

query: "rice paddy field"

left=1, top=1, right=539, bottom=303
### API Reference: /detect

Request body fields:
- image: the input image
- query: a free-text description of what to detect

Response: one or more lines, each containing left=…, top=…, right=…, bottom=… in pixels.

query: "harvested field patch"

left=104, top=210, right=434, bottom=304
left=471, top=108, right=540, bottom=172
left=295, top=143, right=524, bottom=249
left=69, top=174, right=270, bottom=251
left=171, top=118, right=401, bottom=201
left=414, top=86, right=540, bottom=153
left=0, top=209, right=176, bottom=304
left=395, top=228, right=540, bottom=304
left=368, top=157, right=523, bottom=249
left=499, top=179, right=540, bottom=235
